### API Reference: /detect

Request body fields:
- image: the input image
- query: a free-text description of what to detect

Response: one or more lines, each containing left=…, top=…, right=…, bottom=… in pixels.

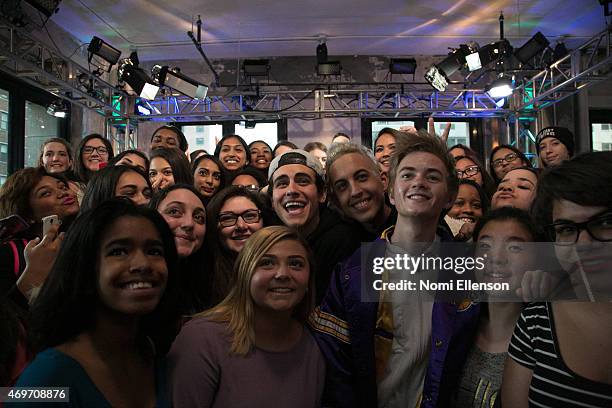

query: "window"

left=24, top=100, right=62, bottom=167
left=592, top=123, right=612, bottom=151
left=182, top=124, right=223, bottom=154
left=234, top=122, right=278, bottom=147
left=371, top=120, right=415, bottom=145
left=0, top=89, right=8, bottom=185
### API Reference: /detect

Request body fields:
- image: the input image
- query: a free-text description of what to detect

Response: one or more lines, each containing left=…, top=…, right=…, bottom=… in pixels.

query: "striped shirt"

left=508, top=303, right=612, bottom=408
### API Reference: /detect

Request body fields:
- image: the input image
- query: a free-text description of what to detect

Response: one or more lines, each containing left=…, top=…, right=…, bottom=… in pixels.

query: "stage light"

left=487, top=76, right=514, bottom=98
left=87, top=36, right=121, bottom=69
left=317, top=61, right=342, bottom=76
left=118, top=52, right=159, bottom=100
left=243, top=59, right=270, bottom=76
left=424, top=46, right=470, bottom=91
left=515, top=32, right=549, bottom=64
left=389, top=58, right=417, bottom=75
left=25, top=0, right=61, bottom=18
left=465, top=52, right=482, bottom=71
left=424, top=66, right=448, bottom=91
left=46, top=99, right=68, bottom=118
left=152, top=65, right=208, bottom=100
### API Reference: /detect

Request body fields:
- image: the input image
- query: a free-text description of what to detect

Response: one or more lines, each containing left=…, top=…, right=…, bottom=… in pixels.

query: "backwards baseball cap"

left=268, top=149, right=324, bottom=180
left=535, top=126, right=574, bottom=157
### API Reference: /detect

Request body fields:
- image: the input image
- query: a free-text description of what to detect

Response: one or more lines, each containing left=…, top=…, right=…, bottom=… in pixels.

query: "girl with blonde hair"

left=168, top=226, right=325, bottom=408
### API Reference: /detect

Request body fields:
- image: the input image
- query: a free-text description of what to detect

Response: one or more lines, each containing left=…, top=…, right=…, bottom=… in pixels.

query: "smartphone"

left=42, top=215, right=60, bottom=236
left=0, top=214, right=30, bottom=240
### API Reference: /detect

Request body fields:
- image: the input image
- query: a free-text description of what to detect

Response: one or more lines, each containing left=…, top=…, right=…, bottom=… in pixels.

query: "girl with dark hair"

left=109, top=149, right=150, bottom=173
left=168, top=226, right=324, bottom=407
left=502, top=152, right=612, bottom=408
left=73, top=134, right=114, bottom=184
left=149, top=148, right=193, bottom=192
left=452, top=207, right=538, bottom=408
left=0, top=168, right=79, bottom=305
left=373, top=127, right=398, bottom=174
left=214, top=134, right=250, bottom=171
left=191, top=154, right=225, bottom=201
left=206, top=186, right=273, bottom=304
left=445, top=179, right=489, bottom=241
left=488, top=144, right=531, bottom=184
left=454, top=154, right=496, bottom=198
left=150, top=184, right=209, bottom=313
left=13, top=199, right=180, bottom=407
left=491, top=166, right=539, bottom=211
left=248, top=140, right=273, bottom=173
left=80, top=165, right=152, bottom=212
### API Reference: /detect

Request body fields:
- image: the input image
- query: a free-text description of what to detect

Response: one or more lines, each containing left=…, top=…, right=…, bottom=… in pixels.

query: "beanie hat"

left=535, top=127, right=574, bottom=157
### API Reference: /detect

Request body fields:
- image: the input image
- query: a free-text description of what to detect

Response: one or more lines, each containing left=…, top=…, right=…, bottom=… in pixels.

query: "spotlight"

left=424, top=66, right=448, bottom=92
left=424, top=46, right=470, bottom=91
left=317, top=61, right=342, bottom=76
left=389, top=58, right=417, bottom=75
left=152, top=65, right=208, bottom=100
left=118, top=52, right=159, bottom=100
left=243, top=59, right=270, bottom=76
left=486, top=76, right=514, bottom=98
left=87, top=36, right=121, bottom=70
left=46, top=99, right=68, bottom=118
left=24, top=0, right=61, bottom=18
left=514, top=32, right=549, bottom=64
left=473, top=40, right=511, bottom=69
left=244, top=120, right=256, bottom=129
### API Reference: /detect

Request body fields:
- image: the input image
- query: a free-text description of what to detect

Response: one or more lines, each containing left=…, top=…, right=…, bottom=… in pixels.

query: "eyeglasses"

left=218, top=209, right=261, bottom=227
left=456, top=165, right=480, bottom=178
left=492, top=153, right=519, bottom=168
left=547, top=210, right=612, bottom=246
left=83, top=146, right=108, bottom=155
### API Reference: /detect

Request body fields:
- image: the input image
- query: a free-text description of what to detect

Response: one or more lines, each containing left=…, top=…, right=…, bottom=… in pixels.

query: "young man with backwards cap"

left=536, top=126, right=574, bottom=167
left=268, top=149, right=364, bottom=301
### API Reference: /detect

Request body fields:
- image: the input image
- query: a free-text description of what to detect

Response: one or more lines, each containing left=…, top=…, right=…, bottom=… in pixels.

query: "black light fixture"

left=514, top=32, right=550, bottom=64
left=152, top=65, right=208, bottom=100
left=46, top=99, right=68, bottom=118
left=424, top=46, right=470, bottom=91
left=87, top=36, right=121, bottom=70
left=315, top=40, right=342, bottom=76
left=243, top=59, right=270, bottom=77
left=389, top=58, right=417, bottom=75
left=117, top=52, right=159, bottom=100
left=24, top=0, right=61, bottom=18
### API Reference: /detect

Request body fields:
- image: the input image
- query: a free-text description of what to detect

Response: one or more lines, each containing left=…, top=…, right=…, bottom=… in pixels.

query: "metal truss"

left=0, top=16, right=129, bottom=118
left=138, top=86, right=510, bottom=122
left=513, top=27, right=612, bottom=112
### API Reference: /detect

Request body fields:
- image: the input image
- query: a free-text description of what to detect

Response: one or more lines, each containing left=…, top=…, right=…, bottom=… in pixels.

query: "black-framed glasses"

left=547, top=210, right=612, bottom=246
left=83, top=146, right=108, bottom=155
left=456, top=165, right=480, bottom=178
left=492, top=153, right=519, bottom=168
left=218, top=209, right=261, bottom=227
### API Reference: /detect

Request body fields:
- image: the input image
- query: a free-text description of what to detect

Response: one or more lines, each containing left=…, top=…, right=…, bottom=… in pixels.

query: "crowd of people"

left=0, top=123, right=610, bottom=407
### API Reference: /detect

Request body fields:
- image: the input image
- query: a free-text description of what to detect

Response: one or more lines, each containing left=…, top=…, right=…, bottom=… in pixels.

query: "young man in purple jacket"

left=310, top=129, right=479, bottom=408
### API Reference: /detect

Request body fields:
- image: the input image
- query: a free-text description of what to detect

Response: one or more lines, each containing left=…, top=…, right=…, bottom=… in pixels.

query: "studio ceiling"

left=52, top=0, right=605, bottom=61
